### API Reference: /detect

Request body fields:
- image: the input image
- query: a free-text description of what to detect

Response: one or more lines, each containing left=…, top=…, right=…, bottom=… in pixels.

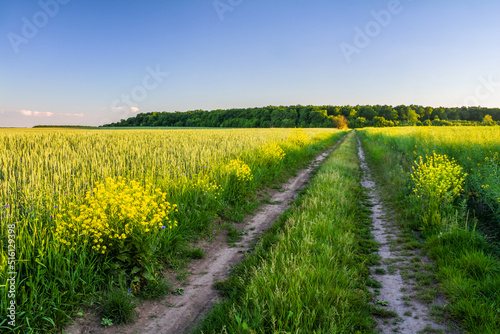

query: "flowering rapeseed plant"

left=411, top=152, right=467, bottom=203
left=225, top=159, right=253, bottom=182
left=192, top=176, right=223, bottom=198
left=411, top=153, right=467, bottom=228
left=287, top=128, right=310, bottom=147
left=257, top=141, right=286, bottom=165
left=54, top=176, right=177, bottom=255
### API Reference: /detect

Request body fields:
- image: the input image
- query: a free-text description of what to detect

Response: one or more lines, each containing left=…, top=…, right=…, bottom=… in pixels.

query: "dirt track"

left=357, top=137, right=452, bottom=333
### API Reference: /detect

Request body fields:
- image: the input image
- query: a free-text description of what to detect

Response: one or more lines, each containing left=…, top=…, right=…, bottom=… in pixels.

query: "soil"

left=357, top=137, right=455, bottom=334
left=64, top=136, right=345, bottom=334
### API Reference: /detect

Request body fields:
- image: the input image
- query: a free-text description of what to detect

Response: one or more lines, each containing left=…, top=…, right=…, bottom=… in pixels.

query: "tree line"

left=101, top=105, right=500, bottom=128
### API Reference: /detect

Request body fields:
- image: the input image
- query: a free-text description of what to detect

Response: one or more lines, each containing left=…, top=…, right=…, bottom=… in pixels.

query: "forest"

left=102, top=105, right=500, bottom=128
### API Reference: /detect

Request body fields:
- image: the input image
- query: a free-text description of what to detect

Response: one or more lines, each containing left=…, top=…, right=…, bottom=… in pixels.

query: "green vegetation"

left=0, top=128, right=343, bottom=333
left=101, top=288, right=137, bottom=325
left=3, top=123, right=498, bottom=333
left=102, top=104, right=500, bottom=128
left=32, top=125, right=99, bottom=129
left=361, top=127, right=500, bottom=233
left=195, top=132, right=377, bottom=333
left=358, top=127, right=500, bottom=333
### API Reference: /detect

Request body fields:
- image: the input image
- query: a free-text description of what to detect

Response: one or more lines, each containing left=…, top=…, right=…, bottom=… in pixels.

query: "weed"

left=387, top=265, right=397, bottom=275
left=417, top=325, right=444, bottom=334
left=101, top=318, right=113, bottom=327
left=371, top=306, right=397, bottom=318
left=376, top=300, right=390, bottom=306
left=136, top=277, right=172, bottom=300
left=101, top=288, right=137, bottom=325
left=367, top=278, right=383, bottom=289
left=185, top=247, right=205, bottom=260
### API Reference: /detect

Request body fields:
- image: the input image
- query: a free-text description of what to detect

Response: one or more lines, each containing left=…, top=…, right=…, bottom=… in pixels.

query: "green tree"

left=407, top=108, right=420, bottom=124
left=483, top=114, right=496, bottom=125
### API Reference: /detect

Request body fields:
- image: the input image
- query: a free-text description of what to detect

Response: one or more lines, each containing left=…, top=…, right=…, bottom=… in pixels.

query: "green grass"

left=101, top=288, right=137, bottom=325
left=357, top=129, right=500, bottom=333
left=184, top=247, right=205, bottom=260
left=359, top=126, right=500, bottom=239
left=194, top=132, right=377, bottom=334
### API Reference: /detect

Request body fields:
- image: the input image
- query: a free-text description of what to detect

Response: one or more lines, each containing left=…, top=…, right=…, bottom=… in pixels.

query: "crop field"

left=0, top=128, right=343, bottom=332
left=360, top=127, right=500, bottom=227
left=2, top=126, right=499, bottom=333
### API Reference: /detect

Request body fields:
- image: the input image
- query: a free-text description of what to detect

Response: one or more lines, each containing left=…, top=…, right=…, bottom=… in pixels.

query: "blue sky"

left=1, top=0, right=500, bottom=127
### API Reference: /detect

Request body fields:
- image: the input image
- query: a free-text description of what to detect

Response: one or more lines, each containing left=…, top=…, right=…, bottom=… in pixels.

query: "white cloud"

left=61, top=113, right=84, bottom=117
left=112, top=106, right=124, bottom=111
left=36, top=111, right=54, bottom=117
left=130, top=107, right=140, bottom=113
left=18, top=110, right=55, bottom=117
left=19, top=109, right=33, bottom=116
left=17, top=110, right=85, bottom=118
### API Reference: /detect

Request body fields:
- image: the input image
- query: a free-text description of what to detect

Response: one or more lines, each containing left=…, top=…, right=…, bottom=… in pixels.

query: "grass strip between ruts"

left=195, top=131, right=377, bottom=334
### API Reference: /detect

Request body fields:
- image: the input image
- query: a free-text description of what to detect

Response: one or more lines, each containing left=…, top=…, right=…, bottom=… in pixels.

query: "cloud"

left=62, top=113, right=84, bottom=117
left=130, top=107, right=140, bottom=113
left=112, top=106, right=124, bottom=111
left=17, top=110, right=84, bottom=118
left=19, top=109, right=33, bottom=116
left=18, top=110, right=54, bottom=117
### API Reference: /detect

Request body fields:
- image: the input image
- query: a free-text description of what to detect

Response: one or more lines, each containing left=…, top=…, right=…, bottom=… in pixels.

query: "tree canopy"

left=102, top=105, right=500, bottom=128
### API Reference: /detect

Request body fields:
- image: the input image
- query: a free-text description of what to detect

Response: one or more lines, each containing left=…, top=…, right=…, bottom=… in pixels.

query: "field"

left=360, top=127, right=500, bottom=231
left=0, top=128, right=342, bottom=332
left=1, top=126, right=499, bottom=333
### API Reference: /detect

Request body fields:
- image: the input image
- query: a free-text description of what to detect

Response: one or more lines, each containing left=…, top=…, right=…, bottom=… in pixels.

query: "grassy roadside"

left=357, top=130, right=500, bottom=333
left=194, top=131, right=377, bottom=334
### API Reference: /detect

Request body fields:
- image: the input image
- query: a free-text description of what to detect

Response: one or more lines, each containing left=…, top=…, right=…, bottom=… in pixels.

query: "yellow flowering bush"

left=411, top=153, right=467, bottom=229
left=192, top=176, right=223, bottom=198
left=287, top=128, right=310, bottom=147
left=225, top=159, right=253, bottom=182
left=257, top=141, right=286, bottom=165
left=54, top=177, right=178, bottom=256
left=411, top=153, right=467, bottom=203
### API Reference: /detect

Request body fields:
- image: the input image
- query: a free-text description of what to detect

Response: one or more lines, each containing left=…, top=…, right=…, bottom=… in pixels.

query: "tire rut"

left=357, top=136, right=452, bottom=334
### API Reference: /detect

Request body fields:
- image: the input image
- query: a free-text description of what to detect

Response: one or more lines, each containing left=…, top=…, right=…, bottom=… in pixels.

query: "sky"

left=1, top=0, right=500, bottom=127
